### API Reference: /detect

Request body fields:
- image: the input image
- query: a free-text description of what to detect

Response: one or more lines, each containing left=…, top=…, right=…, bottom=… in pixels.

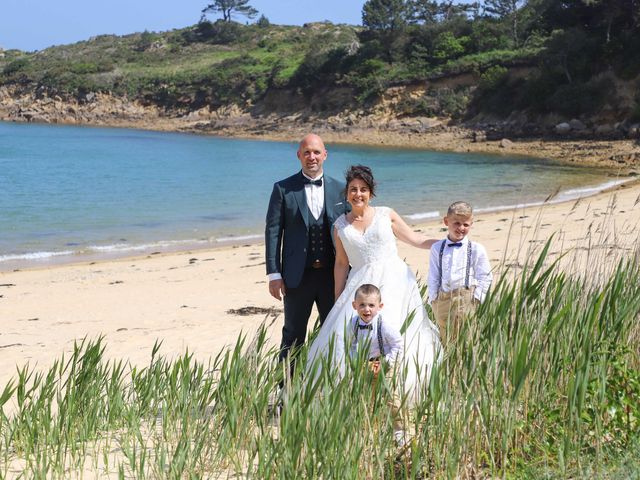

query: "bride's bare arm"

left=389, top=209, right=437, bottom=249
left=333, top=227, right=350, bottom=300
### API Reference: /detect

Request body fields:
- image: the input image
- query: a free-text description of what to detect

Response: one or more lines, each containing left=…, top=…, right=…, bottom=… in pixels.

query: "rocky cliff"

left=2, top=77, right=639, bottom=141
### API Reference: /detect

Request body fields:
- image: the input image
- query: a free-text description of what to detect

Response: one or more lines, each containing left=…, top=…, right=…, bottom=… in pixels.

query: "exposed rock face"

left=569, top=119, right=587, bottom=131
left=472, top=131, right=487, bottom=142
left=0, top=86, right=159, bottom=126
left=384, top=116, right=442, bottom=133
left=609, top=152, right=640, bottom=164
left=0, top=83, right=638, bottom=171
left=595, top=124, right=614, bottom=136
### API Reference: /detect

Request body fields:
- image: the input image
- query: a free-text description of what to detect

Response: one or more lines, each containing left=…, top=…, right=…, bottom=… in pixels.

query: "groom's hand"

left=269, top=279, right=286, bottom=300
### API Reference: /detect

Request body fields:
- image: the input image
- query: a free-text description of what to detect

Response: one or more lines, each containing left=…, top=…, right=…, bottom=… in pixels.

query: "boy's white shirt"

left=427, top=236, right=492, bottom=303
left=348, top=313, right=403, bottom=366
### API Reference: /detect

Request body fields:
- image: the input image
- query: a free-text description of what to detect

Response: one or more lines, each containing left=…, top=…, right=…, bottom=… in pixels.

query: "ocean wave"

left=405, top=211, right=441, bottom=221
left=0, top=234, right=265, bottom=266
left=475, top=201, right=549, bottom=214
left=475, top=178, right=633, bottom=214
left=89, top=239, right=211, bottom=253
left=0, top=250, right=76, bottom=262
left=0, top=239, right=214, bottom=265
left=215, top=234, right=263, bottom=243
left=555, top=178, right=629, bottom=200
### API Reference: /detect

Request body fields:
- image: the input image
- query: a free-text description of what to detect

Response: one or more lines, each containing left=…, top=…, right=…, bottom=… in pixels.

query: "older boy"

left=428, top=201, right=492, bottom=346
left=349, top=283, right=406, bottom=446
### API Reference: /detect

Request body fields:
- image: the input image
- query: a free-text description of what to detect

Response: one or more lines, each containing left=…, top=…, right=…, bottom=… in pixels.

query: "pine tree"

left=362, top=0, right=410, bottom=31
left=409, top=0, right=440, bottom=24
left=201, top=0, right=258, bottom=23
left=483, top=0, right=526, bottom=46
left=362, top=0, right=411, bottom=63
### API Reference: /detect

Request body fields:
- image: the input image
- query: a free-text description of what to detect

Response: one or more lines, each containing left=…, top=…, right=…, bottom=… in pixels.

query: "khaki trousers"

left=432, top=287, right=477, bottom=347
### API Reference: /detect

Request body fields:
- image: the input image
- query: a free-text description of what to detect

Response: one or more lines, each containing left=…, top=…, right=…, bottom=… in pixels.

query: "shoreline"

left=216, top=127, right=640, bottom=170
left=2, top=175, right=638, bottom=274
left=1, top=179, right=639, bottom=388
left=1, top=118, right=637, bottom=272
left=2, top=115, right=639, bottom=169
left=0, top=234, right=265, bottom=273
left=0, top=174, right=637, bottom=274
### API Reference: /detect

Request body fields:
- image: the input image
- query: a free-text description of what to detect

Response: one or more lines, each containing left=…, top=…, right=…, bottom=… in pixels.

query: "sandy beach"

left=2, top=176, right=639, bottom=389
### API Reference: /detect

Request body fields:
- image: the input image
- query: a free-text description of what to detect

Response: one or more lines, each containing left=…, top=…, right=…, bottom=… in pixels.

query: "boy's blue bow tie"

left=357, top=324, right=373, bottom=330
left=447, top=242, right=463, bottom=247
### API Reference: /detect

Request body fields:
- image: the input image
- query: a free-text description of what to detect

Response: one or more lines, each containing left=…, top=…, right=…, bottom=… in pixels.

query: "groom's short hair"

left=354, top=283, right=381, bottom=301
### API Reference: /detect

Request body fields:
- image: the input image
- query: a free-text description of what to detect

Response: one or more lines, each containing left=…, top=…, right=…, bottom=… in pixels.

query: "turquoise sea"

left=0, top=121, right=628, bottom=270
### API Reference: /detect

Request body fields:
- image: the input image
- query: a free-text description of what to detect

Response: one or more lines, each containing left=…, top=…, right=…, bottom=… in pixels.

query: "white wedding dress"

left=306, top=207, right=441, bottom=400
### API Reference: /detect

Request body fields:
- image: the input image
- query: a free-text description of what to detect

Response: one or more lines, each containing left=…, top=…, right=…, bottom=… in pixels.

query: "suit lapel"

left=324, top=176, right=343, bottom=221
left=293, top=172, right=310, bottom=227
left=324, top=177, right=335, bottom=220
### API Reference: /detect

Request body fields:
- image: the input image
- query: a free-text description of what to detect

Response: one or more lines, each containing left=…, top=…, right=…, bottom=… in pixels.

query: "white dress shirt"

left=427, top=236, right=492, bottom=303
left=302, top=172, right=325, bottom=220
left=267, top=172, right=325, bottom=283
left=348, top=313, right=403, bottom=366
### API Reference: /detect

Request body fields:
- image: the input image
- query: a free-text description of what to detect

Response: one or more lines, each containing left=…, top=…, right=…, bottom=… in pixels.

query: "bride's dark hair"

left=344, top=165, right=376, bottom=197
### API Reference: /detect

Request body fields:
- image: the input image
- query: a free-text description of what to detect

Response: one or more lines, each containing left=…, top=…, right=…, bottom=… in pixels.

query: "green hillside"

left=1, top=1, right=640, bottom=126
left=0, top=22, right=360, bottom=111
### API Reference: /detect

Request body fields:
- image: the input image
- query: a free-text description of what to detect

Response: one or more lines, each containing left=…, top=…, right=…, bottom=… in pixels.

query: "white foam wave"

left=89, top=239, right=210, bottom=253
left=475, top=178, right=633, bottom=215
left=475, top=201, right=547, bottom=214
left=405, top=211, right=441, bottom=221
left=555, top=178, right=629, bottom=200
left=215, top=234, right=263, bottom=243
left=0, top=239, right=215, bottom=264
left=0, top=250, right=76, bottom=262
left=0, top=233, right=263, bottom=265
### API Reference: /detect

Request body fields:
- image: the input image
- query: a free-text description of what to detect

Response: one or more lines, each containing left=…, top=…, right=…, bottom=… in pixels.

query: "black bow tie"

left=447, top=242, right=463, bottom=247
left=357, top=323, right=373, bottom=330
left=303, top=177, right=323, bottom=187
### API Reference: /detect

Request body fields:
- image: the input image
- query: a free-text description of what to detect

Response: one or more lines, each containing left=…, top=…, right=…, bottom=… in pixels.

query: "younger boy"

left=428, top=201, right=492, bottom=346
left=349, top=283, right=405, bottom=446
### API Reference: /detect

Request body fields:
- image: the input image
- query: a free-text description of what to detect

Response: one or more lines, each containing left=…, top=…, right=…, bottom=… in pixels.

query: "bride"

left=306, top=165, right=441, bottom=399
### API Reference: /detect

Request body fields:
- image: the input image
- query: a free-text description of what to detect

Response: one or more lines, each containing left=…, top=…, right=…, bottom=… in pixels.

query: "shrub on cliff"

left=69, top=61, right=114, bottom=75
left=289, top=46, right=355, bottom=95
left=478, top=65, right=509, bottom=92
left=2, top=57, right=29, bottom=76
left=135, top=30, right=159, bottom=52
left=186, top=20, right=245, bottom=45
left=545, top=77, right=615, bottom=118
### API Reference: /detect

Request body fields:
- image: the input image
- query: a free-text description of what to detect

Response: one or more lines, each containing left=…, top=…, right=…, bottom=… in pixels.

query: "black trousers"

left=279, top=266, right=335, bottom=364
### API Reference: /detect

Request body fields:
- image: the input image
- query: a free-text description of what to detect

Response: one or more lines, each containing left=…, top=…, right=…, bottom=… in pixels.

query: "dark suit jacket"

left=265, top=171, right=348, bottom=289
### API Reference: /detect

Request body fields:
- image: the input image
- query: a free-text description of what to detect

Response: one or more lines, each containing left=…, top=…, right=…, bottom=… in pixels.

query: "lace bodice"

left=335, top=207, right=398, bottom=270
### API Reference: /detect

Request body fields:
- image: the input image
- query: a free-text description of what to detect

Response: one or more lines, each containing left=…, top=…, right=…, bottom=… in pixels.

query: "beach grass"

left=1, top=242, right=639, bottom=478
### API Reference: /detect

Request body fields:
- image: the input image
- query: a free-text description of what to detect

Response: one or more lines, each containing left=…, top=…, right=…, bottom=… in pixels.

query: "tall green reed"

left=1, top=245, right=639, bottom=478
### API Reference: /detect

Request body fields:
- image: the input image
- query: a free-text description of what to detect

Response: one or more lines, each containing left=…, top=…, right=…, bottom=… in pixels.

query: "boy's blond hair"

left=447, top=201, right=473, bottom=218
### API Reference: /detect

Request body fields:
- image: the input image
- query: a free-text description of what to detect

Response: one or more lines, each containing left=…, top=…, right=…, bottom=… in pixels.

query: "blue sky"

left=1, top=0, right=366, bottom=52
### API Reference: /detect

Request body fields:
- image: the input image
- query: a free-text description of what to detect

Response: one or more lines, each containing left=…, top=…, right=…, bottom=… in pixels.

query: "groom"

left=265, top=133, right=349, bottom=367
